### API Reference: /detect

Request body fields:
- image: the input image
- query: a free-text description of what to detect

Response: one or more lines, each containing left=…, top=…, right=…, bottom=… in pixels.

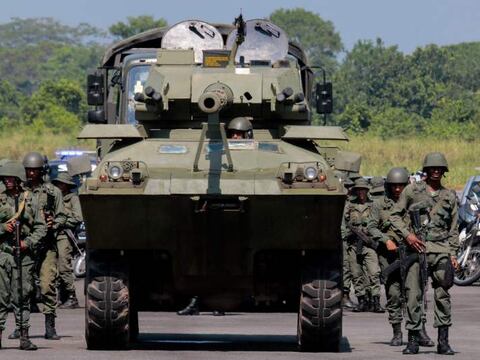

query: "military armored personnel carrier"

left=80, top=16, right=347, bottom=352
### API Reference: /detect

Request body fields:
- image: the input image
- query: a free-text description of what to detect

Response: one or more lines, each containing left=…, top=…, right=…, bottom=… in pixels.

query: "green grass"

left=0, top=126, right=94, bottom=161
left=343, top=135, right=479, bottom=189
left=0, top=129, right=475, bottom=189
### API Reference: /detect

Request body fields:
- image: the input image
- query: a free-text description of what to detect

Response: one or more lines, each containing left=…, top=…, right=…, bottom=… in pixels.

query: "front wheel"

left=74, top=252, right=86, bottom=278
left=85, top=251, right=131, bottom=350
left=454, top=248, right=480, bottom=286
left=297, top=256, right=342, bottom=352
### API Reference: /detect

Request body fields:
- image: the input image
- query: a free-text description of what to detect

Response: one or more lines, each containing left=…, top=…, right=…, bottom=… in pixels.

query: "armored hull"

left=82, top=17, right=344, bottom=352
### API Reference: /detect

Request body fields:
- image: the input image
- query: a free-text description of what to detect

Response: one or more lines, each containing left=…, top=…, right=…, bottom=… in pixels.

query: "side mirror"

left=87, top=70, right=105, bottom=106
left=316, top=82, right=333, bottom=114
left=88, top=109, right=106, bottom=124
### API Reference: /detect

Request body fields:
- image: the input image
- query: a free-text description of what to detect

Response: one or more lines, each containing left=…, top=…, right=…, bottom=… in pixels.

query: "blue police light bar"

left=55, top=150, right=86, bottom=158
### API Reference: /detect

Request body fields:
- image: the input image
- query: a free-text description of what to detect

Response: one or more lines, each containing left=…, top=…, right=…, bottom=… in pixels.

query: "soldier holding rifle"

left=0, top=161, right=46, bottom=350
left=390, top=153, right=459, bottom=355
left=19, top=152, right=66, bottom=340
left=341, top=177, right=383, bottom=313
left=367, top=167, right=434, bottom=347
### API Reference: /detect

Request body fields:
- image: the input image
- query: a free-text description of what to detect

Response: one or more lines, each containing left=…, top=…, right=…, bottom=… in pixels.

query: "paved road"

left=2, top=281, right=479, bottom=359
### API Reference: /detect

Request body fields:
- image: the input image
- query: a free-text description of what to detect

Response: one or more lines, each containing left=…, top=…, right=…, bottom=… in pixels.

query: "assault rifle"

left=409, top=207, right=429, bottom=313
left=347, top=223, right=378, bottom=257
left=14, top=195, right=24, bottom=332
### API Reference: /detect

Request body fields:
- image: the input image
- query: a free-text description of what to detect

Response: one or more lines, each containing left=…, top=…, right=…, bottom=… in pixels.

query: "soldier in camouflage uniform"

left=390, top=153, right=458, bottom=355
left=334, top=151, right=363, bottom=310
left=20, top=152, right=66, bottom=340
left=334, top=171, right=356, bottom=309
left=342, top=178, right=383, bottom=313
left=367, top=167, right=434, bottom=347
left=0, top=161, right=46, bottom=350
left=52, top=173, right=82, bottom=309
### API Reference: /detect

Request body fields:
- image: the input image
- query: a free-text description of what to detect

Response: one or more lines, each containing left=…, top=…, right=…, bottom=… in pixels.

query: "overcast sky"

left=1, top=0, right=479, bottom=53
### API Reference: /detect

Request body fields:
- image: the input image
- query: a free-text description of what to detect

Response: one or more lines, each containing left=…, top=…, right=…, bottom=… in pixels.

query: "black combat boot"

left=402, top=330, right=420, bottom=355
left=8, top=328, right=20, bottom=339
left=352, top=295, right=368, bottom=312
left=366, top=293, right=373, bottom=312
left=19, top=329, right=37, bottom=351
left=177, top=296, right=199, bottom=315
left=342, top=292, right=356, bottom=309
left=418, top=324, right=434, bottom=347
left=437, top=326, right=454, bottom=355
left=372, top=296, right=385, bottom=313
left=390, top=323, right=403, bottom=346
left=59, top=293, right=79, bottom=309
left=45, top=314, right=61, bottom=340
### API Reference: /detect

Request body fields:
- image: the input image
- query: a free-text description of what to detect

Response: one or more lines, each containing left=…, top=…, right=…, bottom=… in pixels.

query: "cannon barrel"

left=198, top=83, right=234, bottom=114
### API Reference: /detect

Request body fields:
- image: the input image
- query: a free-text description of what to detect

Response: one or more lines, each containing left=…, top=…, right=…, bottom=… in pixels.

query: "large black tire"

left=297, top=259, right=342, bottom=352
left=86, top=276, right=130, bottom=349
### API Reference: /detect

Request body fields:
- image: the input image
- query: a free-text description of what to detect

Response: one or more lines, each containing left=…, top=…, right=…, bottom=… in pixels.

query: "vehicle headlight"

left=304, top=166, right=318, bottom=181
left=108, top=163, right=124, bottom=180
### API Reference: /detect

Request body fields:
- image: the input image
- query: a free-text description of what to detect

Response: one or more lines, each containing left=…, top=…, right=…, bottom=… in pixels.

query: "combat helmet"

left=351, top=177, right=370, bottom=191
left=22, top=152, right=46, bottom=169
left=386, top=167, right=410, bottom=184
left=0, top=160, right=27, bottom=182
left=52, top=172, right=76, bottom=187
left=227, top=117, right=253, bottom=138
left=422, top=152, right=448, bottom=172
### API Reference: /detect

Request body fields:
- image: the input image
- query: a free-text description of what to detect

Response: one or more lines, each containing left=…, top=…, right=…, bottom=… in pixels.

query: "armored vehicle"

left=80, top=16, right=347, bottom=352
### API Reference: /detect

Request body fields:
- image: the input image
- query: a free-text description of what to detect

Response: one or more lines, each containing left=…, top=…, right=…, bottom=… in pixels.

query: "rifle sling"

left=7, top=191, right=29, bottom=223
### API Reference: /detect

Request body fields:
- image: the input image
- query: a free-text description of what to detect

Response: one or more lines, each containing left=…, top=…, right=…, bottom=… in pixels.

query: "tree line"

left=0, top=10, right=479, bottom=140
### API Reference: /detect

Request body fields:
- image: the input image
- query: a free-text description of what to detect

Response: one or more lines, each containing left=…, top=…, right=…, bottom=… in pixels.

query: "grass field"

left=0, top=129, right=476, bottom=189
left=344, top=136, right=479, bottom=189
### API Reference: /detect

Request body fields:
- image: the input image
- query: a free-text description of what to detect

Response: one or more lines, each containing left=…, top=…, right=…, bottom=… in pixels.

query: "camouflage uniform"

left=368, top=195, right=402, bottom=323
left=341, top=181, right=381, bottom=310
left=31, top=183, right=66, bottom=317
left=390, top=153, right=458, bottom=355
left=0, top=171, right=46, bottom=351
left=391, top=182, right=458, bottom=325
left=56, top=189, right=83, bottom=306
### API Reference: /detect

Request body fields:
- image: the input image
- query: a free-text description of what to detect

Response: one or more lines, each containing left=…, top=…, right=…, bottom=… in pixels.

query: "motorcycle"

left=454, top=191, right=480, bottom=286
left=71, top=222, right=86, bottom=278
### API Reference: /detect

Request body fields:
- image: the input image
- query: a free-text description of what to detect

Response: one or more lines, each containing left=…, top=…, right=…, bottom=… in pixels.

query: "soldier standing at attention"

left=19, top=152, right=66, bottom=340
left=0, top=161, right=46, bottom=350
left=52, top=173, right=82, bottom=309
left=390, top=153, right=458, bottom=355
left=342, top=178, right=383, bottom=313
left=367, top=168, right=434, bottom=347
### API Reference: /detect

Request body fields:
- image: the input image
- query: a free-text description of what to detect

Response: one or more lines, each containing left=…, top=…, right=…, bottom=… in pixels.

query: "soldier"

left=0, top=161, right=46, bottom=350
left=334, top=171, right=356, bottom=309
left=390, top=153, right=458, bottom=355
left=367, top=167, right=434, bottom=347
left=227, top=117, right=253, bottom=139
left=342, top=178, right=383, bottom=313
left=16, top=152, right=66, bottom=340
left=334, top=151, right=363, bottom=310
left=52, top=173, right=82, bottom=309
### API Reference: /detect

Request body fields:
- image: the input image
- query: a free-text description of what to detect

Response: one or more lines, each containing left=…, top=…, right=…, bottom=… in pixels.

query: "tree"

left=109, top=16, right=168, bottom=39
left=0, top=17, right=105, bottom=47
left=22, top=79, right=86, bottom=124
left=269, top=8, right=343, bottom=73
